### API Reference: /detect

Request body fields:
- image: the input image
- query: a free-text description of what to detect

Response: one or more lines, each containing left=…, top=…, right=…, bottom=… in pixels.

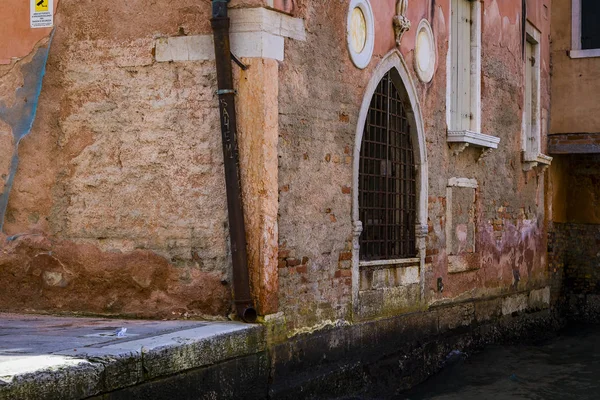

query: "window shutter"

left=524, top=41, right=533, bottom=153
left=458, top=0, right=471, bottom=131
left=450, top=0, right=472, bottom=132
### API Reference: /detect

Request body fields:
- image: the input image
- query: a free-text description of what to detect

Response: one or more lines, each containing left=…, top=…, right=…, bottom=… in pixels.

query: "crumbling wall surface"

left=0, top=0, right=235, bottom=317
left=549, top=222, right=600, bottom=321
left=277, top=0, right=553, bottom=331
left=549, top=154, right=600, bottom=321
left=276, top=0, right=367, bottom=330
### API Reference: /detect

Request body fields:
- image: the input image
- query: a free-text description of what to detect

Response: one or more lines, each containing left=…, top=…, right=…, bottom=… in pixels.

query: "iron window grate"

left=359, top=72, right=417, bottom=261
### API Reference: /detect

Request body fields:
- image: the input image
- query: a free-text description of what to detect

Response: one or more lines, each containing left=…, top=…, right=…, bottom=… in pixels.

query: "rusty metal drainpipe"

left=211, top=0, right=257, bottom=323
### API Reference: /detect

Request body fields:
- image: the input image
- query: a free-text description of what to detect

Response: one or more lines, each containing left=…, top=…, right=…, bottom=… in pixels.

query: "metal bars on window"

left=359, top=71, right=416, bottom=261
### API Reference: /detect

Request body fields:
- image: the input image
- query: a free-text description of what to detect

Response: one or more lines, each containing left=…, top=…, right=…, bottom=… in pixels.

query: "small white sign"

left=30, top=0, right=53, bottom=29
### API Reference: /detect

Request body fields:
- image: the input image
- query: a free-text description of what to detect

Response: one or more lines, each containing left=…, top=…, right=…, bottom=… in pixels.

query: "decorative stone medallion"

left=347, top=0, right=374, bottom=69
left=414, top=19, right=435, bottom=83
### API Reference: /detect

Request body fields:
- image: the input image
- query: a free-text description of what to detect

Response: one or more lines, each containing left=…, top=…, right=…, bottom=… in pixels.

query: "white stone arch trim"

left=351, top=49, right=429, bottom=315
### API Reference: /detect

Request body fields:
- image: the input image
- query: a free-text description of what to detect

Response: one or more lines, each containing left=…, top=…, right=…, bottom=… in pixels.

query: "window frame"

left=570, top=0, right=600, bottom=58
left=446, top=0, right=500, bottom=152
left=522, top=21, right=552, bottom=169
left=358, top=71, right=418, bottom=263
left=449, top=0, right=480, bottom=134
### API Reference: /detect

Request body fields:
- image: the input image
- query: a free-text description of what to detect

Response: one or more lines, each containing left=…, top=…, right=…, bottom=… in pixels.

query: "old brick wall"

left=549, top=154, right=600, bottom=319
left=0, top=0, right=236, bottom=318
left=277, top=0, right=553, bottom=331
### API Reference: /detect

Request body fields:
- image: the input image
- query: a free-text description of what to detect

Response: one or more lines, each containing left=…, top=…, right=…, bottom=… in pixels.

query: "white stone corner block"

left=230, top=8, right=306, bottom=42
left=154, top=8, right=305, bottom=63
left=230, top=32, right=285, bottom=61
left=155, top=36, right=214, bottom=62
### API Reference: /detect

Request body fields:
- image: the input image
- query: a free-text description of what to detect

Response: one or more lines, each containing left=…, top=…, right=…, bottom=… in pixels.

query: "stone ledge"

left=522, top=151, right=552, bottom=171
left=447, top=130, right=501, bottom=155
left=0, top=317, right=264, bottom=400
left=548, top=132, right=600, bottom=154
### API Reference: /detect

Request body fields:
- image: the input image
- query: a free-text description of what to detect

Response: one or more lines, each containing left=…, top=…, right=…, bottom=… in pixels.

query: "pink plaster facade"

left=0, top=0, right=554, bottom=331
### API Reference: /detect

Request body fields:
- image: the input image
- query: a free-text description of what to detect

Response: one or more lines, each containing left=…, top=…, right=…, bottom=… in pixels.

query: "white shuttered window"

left=449, top=0, right=481, bottom=133
left=523, top=22, right=541, bottom=156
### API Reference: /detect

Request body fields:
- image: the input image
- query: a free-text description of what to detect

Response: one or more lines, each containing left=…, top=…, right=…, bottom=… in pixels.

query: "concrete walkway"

left=0, top=313, right=265, bottom=399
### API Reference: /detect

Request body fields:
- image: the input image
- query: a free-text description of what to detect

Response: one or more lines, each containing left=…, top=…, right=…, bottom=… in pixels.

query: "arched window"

left=359, top=71, right=416, bottom=261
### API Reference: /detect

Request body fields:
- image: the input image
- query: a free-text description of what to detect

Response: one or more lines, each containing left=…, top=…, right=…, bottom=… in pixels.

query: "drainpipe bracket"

left=216, top=89, right=236, bottom=95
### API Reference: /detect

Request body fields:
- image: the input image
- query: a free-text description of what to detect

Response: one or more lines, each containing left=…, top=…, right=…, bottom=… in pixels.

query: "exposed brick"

left=278, top=249, right=290, bottom=259
left=286, top=258, right=301, bottom=267
left=338, top=251, right=352, bottom=261
left=341, top=186, right=351, bottom=194
left=334, top=269, right=352, bottom=278
left=296, top=265, right=307, bottom=274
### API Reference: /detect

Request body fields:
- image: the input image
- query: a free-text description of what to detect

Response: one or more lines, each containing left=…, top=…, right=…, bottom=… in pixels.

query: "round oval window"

left=414, top=19, right=436, bottom=83
left=347, top=0, right=374, bottom=69
left=350, top=7, right=367, bottom=53
left=416, top=30, right=430, bottom=72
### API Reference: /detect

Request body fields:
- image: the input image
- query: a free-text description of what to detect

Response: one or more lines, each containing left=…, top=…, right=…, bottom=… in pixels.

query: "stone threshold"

left=0, top=313, right=264, bottom=400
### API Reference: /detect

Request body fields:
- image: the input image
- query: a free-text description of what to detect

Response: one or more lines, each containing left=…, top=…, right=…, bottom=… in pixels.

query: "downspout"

left=211, top=0, right=257, bottom=323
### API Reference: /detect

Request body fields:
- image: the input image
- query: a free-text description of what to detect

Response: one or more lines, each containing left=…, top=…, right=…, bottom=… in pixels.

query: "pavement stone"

left=0, top=313, right=264, bottom=400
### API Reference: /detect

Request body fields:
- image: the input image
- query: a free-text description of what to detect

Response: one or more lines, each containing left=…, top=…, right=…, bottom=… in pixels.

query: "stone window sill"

left=447, top=130, right=501, bottom=155
left=569, top=49, right=600, bottom=59
left=522, top=151, right=552, bottom=171
left=359, top=258, right=420, bottom=267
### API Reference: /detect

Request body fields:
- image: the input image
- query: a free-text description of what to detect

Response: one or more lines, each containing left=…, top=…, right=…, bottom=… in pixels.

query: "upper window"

left=449, top=0, right=481, bottom=133
left=522, top=22, right=552, bottom=170
left=581, top=0, right=600, bottom=49
left=359, top=71, right=416, bottom=261
left=524, top=24, right=541, bottom=156
left=447, top=0, right=500, bottom=152
left=571, top=0, right=600, bottom=58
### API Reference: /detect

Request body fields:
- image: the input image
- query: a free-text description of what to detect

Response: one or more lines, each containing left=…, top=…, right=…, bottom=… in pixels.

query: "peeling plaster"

left=0, top=32, right=53, bottom=231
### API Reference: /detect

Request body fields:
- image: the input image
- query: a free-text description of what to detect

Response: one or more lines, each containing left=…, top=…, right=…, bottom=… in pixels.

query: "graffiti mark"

left=0, top=31, right=54, bottom=231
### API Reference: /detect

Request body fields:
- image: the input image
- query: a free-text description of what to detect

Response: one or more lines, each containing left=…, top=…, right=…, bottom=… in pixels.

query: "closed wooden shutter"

left=451, top=0, right=472, bottom=131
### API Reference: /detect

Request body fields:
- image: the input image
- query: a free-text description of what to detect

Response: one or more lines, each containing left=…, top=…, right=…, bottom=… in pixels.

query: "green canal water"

left=398, top=324, right=600, bottom=399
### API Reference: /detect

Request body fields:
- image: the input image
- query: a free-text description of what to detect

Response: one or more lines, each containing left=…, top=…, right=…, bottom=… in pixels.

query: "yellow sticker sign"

left=35, top=0, right=49, bottom=12
left=30, top=0, right=53, bottom=28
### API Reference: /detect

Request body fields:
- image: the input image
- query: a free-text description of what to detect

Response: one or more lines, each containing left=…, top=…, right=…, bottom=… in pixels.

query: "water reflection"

left=400, top=325, right=600, bottom=399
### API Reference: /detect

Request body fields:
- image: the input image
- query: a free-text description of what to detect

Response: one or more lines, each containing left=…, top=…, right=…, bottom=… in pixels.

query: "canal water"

left=398, top=324, right=600, bottom=399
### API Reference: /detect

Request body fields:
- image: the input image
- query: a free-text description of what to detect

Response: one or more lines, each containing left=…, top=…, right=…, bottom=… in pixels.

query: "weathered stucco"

left=277, top=0, right=552, bottom=330
left=1, top=0, right=555, bottom=328
left=0, top=0, right=234, bottom=317
left=550, top=0, right=600, bottom=134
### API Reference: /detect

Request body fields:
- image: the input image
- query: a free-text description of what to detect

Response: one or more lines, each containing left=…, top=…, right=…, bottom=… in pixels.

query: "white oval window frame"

left=347, top=0, right=375, bottom=69
left=414, top=19, right=436, bottom=83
